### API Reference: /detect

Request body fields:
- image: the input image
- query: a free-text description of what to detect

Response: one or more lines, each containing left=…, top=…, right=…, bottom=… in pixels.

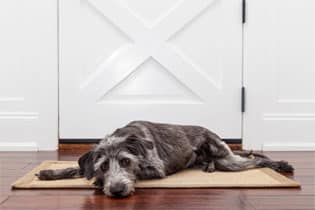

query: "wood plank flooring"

left=0, top=151, right=314, bottom=210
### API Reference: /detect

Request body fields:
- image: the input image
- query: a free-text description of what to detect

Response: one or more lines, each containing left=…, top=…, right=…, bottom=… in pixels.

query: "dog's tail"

left=35, top=167, right=82, bottom=180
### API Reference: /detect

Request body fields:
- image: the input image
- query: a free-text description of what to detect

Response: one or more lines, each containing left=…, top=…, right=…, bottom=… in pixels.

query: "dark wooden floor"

left=0, top=151, right=314, bottom=210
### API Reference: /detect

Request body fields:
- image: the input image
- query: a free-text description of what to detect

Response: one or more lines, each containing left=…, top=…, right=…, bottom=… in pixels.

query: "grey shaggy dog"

left=37, top=121, right=294, bottom=197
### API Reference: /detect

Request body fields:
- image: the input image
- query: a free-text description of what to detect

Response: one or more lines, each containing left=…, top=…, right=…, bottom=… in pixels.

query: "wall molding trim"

left=263, top=143, right=315, bottom=151
left=0, top=142, right=38, bottom=151
left=0, top=112, right=39, bottom=120
left=263, top=113, right=315, bottom=121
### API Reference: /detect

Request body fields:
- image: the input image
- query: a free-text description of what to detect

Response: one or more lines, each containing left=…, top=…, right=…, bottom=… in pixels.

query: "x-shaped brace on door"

left=80, top=0, right=219, bottom=101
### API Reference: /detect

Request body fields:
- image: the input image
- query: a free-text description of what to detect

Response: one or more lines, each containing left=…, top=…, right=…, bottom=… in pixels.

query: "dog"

left=37, top=121, right=294, bottom=197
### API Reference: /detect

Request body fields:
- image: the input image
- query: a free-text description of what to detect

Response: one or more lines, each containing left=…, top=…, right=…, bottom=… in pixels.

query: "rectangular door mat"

left=12, top=161, right=300, bottom=189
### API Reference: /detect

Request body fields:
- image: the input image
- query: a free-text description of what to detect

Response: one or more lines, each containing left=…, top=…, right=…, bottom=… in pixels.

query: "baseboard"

left=59, top=138, right=242, bottom=151
left=0, top=142, right=38, bottom=151
left=59, top=138, right=242, bottom=144
left=263, top=142, right=315, bottom=151
left=59, top=143, right=94, bottom=151
left=59, top=143, right=242, bottom=151
left=59, top=139, right=100, bottom=144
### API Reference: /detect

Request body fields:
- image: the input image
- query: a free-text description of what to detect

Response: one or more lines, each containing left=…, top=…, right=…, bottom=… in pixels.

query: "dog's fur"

left=37, top=121, right=294, bottom=197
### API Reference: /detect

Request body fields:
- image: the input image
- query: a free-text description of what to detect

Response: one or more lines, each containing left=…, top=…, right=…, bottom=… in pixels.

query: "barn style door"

left=59, top=0, right=243, bottom=139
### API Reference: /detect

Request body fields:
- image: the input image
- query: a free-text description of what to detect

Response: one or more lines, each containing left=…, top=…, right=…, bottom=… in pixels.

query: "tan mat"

left=12, top=161, right=300, bottom=189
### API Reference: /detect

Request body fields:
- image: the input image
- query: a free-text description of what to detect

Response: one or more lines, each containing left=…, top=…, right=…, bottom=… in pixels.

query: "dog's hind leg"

left=214, top=154, right=294, bottom=173
left=197, top=130, right=234, bottom=160
left=202, top=160, right=216, bottom=172
left=196, top=129, right=293, bottom=173
left=194, top=130, right=235, bottom=172
left=233, top=150, right=270, bottom=159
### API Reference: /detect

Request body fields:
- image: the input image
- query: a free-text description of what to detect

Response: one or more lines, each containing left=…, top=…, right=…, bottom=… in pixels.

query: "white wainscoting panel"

left=0, top=0, right=58, bottom=151
left=243, top=0, right=315, bottom=151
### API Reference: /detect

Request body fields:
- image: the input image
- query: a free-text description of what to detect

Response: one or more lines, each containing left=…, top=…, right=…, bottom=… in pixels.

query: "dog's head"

left=79, top=134, right=153, bottom=197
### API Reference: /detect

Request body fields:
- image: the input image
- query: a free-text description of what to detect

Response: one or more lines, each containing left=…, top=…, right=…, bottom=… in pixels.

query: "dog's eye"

left=100, top=160, right=109, bottom=172
left=95, top=154, right=102, bottom=161
left=120, top=158, right=131, bottom=167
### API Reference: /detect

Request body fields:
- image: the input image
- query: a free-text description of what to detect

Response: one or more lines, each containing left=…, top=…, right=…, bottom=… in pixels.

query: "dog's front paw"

left=35, top=169, right=55, bottom=180
left=93, top=178, right=104, bottom=189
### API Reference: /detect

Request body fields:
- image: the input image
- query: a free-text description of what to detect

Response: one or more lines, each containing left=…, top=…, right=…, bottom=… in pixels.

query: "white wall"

left=243, top=0, right=315, bottom=151
left=0, top=0, right=58, bottom=151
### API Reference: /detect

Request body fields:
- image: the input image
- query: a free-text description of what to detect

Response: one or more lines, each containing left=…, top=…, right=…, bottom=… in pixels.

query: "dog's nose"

left=109, top=183, right=126, bottom=196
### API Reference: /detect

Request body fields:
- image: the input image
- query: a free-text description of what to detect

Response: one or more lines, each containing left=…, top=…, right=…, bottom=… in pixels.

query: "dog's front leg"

left=137, top=165, right=165, bottom=180
left=93, top=178, right=104, bottom=189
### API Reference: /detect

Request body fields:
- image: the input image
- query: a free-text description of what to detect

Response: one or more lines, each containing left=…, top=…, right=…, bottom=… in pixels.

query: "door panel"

left=244, top=0, right=315, bottom=150
left=59, top=0, right=242, bottom=138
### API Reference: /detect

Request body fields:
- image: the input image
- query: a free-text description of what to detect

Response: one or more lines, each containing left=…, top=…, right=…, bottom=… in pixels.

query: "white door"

left=244, top=0, right=315, bottom=150
left=59, top=0, right=243, bottom=139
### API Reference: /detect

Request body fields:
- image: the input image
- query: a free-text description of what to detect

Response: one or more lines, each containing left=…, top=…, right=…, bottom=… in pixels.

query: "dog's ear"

left=78, top=151, right=95, bottom=180
left=123, top=135, right=153, bottom=157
